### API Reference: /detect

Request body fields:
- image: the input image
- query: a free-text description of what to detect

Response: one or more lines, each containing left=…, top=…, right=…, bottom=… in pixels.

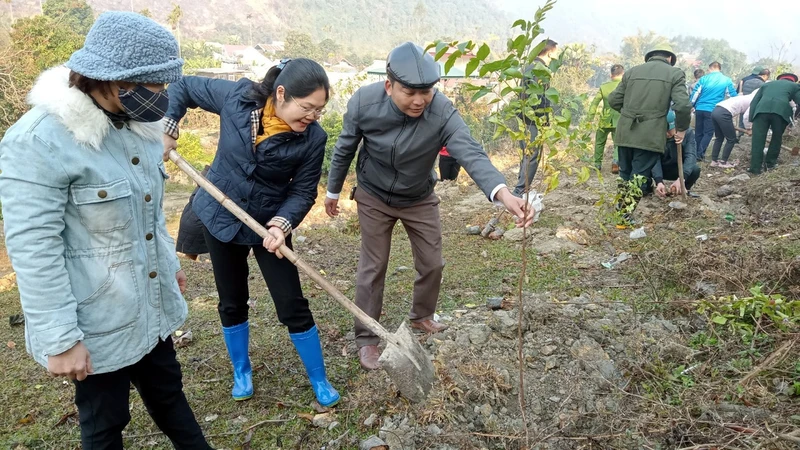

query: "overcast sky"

left=494, top=0, right=799, bottom=64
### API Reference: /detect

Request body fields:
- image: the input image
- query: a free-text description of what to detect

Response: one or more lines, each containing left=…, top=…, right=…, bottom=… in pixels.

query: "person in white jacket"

left=710, top=89, right=758, bottom=167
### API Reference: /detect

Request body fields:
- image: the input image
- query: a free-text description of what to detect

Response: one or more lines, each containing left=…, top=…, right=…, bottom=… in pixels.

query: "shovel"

left=676, top=142, right=687, bottom=199
left=167, top=150, right=436, bottom=403
left=735, top=127, right=797, bottom=153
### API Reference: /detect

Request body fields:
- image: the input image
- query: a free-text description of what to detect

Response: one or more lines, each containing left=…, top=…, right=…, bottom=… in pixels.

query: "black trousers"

left=73, top=338, right=211, bottom=450
left=618, top=146, right=661, bottom=184
left=203, top=227, right=314, bottom=333
left=711, top=106, right=738, bottom=162
left=438, top=155, right=461, bottom=181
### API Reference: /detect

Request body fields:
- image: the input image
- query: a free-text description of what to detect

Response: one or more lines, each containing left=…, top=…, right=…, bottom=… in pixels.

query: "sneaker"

left=687, top=191, right=700, bottom=199
left=709, top=161, right=721, bottom=168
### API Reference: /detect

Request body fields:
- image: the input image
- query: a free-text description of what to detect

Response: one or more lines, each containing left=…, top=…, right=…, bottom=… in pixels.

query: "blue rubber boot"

left=290, top=325, right=340, bottom=407
left=222, top=321, right=253, bottom=401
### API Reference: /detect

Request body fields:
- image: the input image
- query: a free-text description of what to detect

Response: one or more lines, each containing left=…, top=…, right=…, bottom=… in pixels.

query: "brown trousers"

left=354, top=187, right=444, bottom=347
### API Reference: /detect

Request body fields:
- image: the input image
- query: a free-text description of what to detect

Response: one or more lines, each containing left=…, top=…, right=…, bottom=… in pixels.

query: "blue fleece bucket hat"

left=65, top=11, right=183, bottom=84
left=666, top=110, right=676, bottom=130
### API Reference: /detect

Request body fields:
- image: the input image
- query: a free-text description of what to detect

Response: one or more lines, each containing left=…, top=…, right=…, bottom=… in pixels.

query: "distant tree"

left=672, top=35, right=704, bottom=54
left=42, top=0, right=93, bottom=35
left=181, top=40, right=220, bottom=74
left=620, top=30, right=670, bottom=70
left=318, top=38, right=341, bottom=64
left=284, top=31, right=322, bottom=61
left=138, top=8, right=151, bottom=18
left=166, top=4, right=182, bottom=57
left=698, top=38, right=747, bottom=81
left=11, top=15, right=84, bottom=73
left=550, top=43, right=597, bottom=123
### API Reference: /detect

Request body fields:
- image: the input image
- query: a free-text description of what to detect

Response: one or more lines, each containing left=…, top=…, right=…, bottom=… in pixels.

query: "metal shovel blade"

left=378, top=322, right=436, bottom=403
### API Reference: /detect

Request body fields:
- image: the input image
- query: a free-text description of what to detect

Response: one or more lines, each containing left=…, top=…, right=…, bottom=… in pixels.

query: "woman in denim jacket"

left=0, top=12, right=211, bottom=449
left=162, top=59, right=339, bottom=407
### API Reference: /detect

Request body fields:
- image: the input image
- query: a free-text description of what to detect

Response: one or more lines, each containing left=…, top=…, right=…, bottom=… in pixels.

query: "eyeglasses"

left=292, top=97, right=326, bottom=117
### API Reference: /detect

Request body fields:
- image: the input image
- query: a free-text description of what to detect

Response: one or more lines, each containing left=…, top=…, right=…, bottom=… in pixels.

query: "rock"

left=693, top=281, right=717, bottom=297
left=488, top=310, right=520, bottom=338
left=544, top=356, right=559, bottom=371
left=427, top=424, right=442, bottom=436
left=328, top=421, right=340, bottom=430
left=468, top=324, right=491, bottom=345
left=363, top=413, right=379, bottom=427
left=360, top=436, right=388, bottom=450
left=504, top=227, right=526, bottom=242
left=312, top=413, right=335, bottom=428
left=548, top=396, right=562, bottom=403
left=466, top=225, right=482, bottom=235
left=716, top=185, right=734, bottom=197
left=395, top=266, right=411, bottom=273
left=535, top=238, right=582, bottom=255
left=477, top=404, right=493, bottom=417
left=455, top=331, right=470, bottom=347
left=486, top=297, right=504, bottom=310
left=570, top=337, right=622, bottom=384
left=668, top=201, right=687, bottom=210
left=487, top=229, right=504, bottom=240
left=728, top=173, right=750, bottom=183
left=295, top=235, right=307, bottom=244
left=540, top=345, right=557, bottom=356
left=204, top=414, right=218, bottom=422
left=230, top=415, right=248, bottom=426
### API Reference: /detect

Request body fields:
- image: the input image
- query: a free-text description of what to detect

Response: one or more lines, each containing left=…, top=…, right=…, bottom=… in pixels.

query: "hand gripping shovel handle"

left=168, top=150, right=401, bottom=347
left=676, top=142, right=687, bottom=199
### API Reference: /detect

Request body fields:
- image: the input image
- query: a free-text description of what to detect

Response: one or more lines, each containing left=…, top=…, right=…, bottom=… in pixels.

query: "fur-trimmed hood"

left=27, top=66, right=163, bottom=150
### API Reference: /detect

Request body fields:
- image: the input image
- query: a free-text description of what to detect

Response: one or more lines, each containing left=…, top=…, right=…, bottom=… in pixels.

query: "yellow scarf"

left=255, top=99, right=292, bottom=145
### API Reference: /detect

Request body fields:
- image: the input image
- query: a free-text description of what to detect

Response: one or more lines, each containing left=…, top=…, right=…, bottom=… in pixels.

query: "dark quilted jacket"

left=166, top=77, right=327, bottom=244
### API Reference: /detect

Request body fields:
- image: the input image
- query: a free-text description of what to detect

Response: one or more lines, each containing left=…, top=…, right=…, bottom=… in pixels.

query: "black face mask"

left=118, top=85, right=170, bottom=123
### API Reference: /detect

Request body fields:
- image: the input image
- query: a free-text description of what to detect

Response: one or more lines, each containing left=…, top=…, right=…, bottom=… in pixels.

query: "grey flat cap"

left=386, top=42, right=440, bottom=89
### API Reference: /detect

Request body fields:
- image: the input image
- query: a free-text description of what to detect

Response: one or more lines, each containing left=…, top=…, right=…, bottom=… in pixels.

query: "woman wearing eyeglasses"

left=162, top=58, right=339, bottom=407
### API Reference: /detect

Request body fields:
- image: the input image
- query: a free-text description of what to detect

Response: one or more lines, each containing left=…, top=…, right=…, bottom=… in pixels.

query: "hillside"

left=3, top=0, right=513, bottom=55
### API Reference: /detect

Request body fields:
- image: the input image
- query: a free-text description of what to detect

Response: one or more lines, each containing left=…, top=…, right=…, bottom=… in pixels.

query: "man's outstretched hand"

left=496, top=188, right=534, bottom=228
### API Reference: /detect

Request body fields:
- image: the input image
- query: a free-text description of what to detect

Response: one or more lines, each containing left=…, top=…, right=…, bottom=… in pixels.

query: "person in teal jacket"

left=690, top=61, right=738, bottom=160
left=588, top=64, right=624, bottom=173
left=748, top=73, right=800, bottom=174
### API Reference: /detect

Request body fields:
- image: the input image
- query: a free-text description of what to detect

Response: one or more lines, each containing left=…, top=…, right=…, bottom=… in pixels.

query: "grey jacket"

left=327, top=82, right=506, bottom=207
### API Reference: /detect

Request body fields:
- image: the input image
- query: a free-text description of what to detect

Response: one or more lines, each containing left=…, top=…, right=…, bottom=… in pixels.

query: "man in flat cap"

left=324, top=42, right=532, bottom=370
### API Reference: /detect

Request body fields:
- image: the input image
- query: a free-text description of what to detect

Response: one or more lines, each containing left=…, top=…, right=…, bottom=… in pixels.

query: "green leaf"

left=503, top=67, right=522, bottom=78
left=444, top=54, right=458, bottom=75
left=476, top=43, right=490, bottom=61
left=471, top=88, right=491, bottom=102
left=544, top=87, right=560, bottom=104
left=712, top=315, right=728, bottom=325
left=577, top=166, right=590, bottom=183
left=512, top=19, right=527, bottom=30
left=435, top=45, right=449, bottom=61
left=465, top=58, right=480, bottom=77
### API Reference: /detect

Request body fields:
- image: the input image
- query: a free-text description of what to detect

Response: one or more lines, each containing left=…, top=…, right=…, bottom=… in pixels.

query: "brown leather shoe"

left=358, top=345, right=381, bottom=370
left=611, top=163, right=620, bottom=174
left=410, top=319, right=449, bottom=334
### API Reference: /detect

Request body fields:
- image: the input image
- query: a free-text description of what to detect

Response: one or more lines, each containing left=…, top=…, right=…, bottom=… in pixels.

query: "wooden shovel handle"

left=168, top=150, right=398, bottom=344
left=734, top=127, right=793, bottom=152
left=676, top=143, right=687, bottom=199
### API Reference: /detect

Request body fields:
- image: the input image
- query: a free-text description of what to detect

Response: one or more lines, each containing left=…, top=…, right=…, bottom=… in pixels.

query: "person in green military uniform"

left=607, top=43, right=692, bottom=223
left=748, top=73, right=800, bottom=174
left=588, top=64, right=624, bottom=173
